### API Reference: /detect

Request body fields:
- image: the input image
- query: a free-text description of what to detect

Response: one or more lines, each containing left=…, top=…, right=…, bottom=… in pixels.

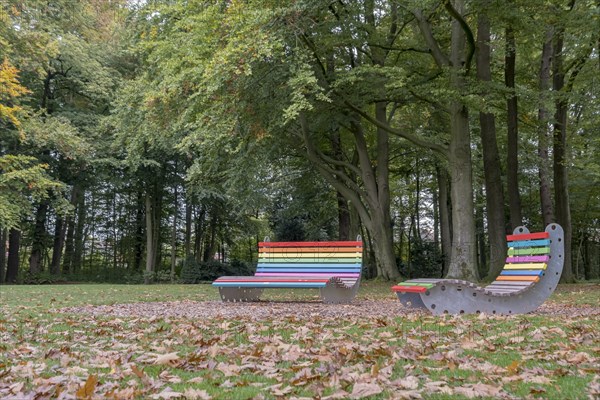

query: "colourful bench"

left=213, top=238, right=363, bottom=304
left=392, top=223, right=564, bottom=315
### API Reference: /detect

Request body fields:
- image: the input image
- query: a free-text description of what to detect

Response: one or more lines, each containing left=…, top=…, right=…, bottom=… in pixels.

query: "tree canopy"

left=1, top=0, right=599, bottom=284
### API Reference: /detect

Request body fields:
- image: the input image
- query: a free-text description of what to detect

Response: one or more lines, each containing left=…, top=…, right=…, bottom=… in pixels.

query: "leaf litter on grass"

left=0, top=292, right=598, bottom=399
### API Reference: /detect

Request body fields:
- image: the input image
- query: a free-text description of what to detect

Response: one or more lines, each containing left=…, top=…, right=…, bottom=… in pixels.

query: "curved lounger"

left=392, top=224, right=564, bottom=315
left=213, top=239, right=363, bottom=304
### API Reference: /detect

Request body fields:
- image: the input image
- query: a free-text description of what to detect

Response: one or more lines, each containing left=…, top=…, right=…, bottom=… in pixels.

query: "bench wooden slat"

left=259, top=247, right=362, bottom=253
left=216, top=282, right=328, bottom=288
left=496, top=275, right=539, bottom=282
left=256, top=263, right=360, bottom=268
left=500, top=270, right=544, bottom=276
left=505, top=256, right=549, bottom=263
left=507, top=247, right=550, bottom=256
left=508, top=239, right=551, bottom=248
left=391, top=285, right=428, bottom=293
left=258, top=258, right=361, bottom=263
left=259, top=241, right=362, bottom=247
left=255, top=272, right=359, bottom=277
left=506, top=231, right=549, bottom=241
left=502, top=263, right=547, bottom=270
left=256, top=268, right=360, bottom=273
left=259, top=253, right=362, bottom=259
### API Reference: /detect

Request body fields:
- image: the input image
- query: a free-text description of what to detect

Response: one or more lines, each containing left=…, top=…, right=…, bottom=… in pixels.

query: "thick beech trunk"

left=552, top=29, right=574, bottom=283
left=445, top=1, right=478, bottom=281
left=446, top=103, right=478, bottom=281
left=476, top=9, right=506, bottom=279
left=505, top=25, right=523, bottom=228
left=538, top=27, right=555, bottom=226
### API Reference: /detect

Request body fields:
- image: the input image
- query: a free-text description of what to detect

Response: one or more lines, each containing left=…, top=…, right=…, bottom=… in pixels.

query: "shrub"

left=179, top=257, right=253, bottom=284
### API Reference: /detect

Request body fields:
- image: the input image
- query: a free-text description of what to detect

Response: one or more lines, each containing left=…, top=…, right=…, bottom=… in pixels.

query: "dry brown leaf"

left=391, top=376, right=419, bottom=390
left=506, top=360, right=520, bottom=375
left=76, top=375, right=98, bottom=399
left=153, top=353, right=180, bottom=366
left=183, top=388, right=212, bottom=400
left=350, top=383, right=383, bottom=399
left=453, top=383, right=502, bottom=398
left=566, top=352, right=591, bottom=364
left=423, top=381, right=453, bottom=395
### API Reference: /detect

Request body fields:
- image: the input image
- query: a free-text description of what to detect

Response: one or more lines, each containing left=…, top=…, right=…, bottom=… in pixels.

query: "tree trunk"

left=446, top=104, right=478, bottom=281
left=72, top=190, right=86, bottom=272
left=475, top=189, right=487, bottom=278
left=476, top=8, right=507, bottom=279
left=413, top=1, right=478, bottom=281
left=62, top=185, right=81, bottom=274
left=552, top=28, right=574, bottom=283
left=505, top=24, right=523, bottom=229
left=445, top=0, right=478, bottom=281
left=185, top=196, right=192, bottom=258
left=50, top=216, right=66, bottom=275
left=134, top=189, right=144, bottom=271
left=6, top=228, right=21, bottom=283
left=145, top=192, right=155, bottom=283
left=203, top=214, right=218, bottom=262
left=437, top=166, right=452, bottom=277
left=29, top=201, right=49, bottom=274
left=0, top=228, right=7, bottom=283
left=538, top=27, right=555, bottom=226
left=171, top=180, right=178, bottom=282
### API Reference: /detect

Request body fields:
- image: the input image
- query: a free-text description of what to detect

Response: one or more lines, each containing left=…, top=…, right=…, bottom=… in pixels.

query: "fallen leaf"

left=454, top=383, right=502, bottom=398
left=153, top=353, right=180, bottom=366
left=76, top=375, right=98, bottom=399
left=183, top=388, right=212, bottom=400
left=350, top=383, right=383, bottom=399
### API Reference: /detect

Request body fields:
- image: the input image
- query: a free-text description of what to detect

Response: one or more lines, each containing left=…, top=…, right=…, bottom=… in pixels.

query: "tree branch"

left=343, top=99, right=448, bottom=155
left=413, top=9, right=449, bottom=67
left=444, top=0, right=475, bottom=74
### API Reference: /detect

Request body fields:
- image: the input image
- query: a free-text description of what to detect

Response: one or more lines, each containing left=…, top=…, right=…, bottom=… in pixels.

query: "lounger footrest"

left=392, top=282, right=435, bottom=293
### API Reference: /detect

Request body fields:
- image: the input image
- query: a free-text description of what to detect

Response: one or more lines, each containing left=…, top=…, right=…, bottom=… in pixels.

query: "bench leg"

left=218, top=287, right=263, bottom=302
left=320, top=282, right=360, bottom=304
left=396, top=292, right=428, bottom=310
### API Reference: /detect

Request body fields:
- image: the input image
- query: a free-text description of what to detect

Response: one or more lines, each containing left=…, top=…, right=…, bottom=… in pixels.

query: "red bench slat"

left=506, top=231, right=549, bottom=241
left=391, top=285, right=428, bottom=293
left=259, top=241, right=362, bottom=248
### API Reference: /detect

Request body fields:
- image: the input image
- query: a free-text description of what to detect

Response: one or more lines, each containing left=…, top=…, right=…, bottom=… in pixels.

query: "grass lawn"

left=0, top=281, right=598, bottom=399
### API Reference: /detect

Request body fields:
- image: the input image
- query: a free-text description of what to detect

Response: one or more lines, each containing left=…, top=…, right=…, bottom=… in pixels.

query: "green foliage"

left=0, top=155, right=65, bottom=229
left=179, top=257, right=253, bottom=284
left=402, top=240, right=444, bottom=280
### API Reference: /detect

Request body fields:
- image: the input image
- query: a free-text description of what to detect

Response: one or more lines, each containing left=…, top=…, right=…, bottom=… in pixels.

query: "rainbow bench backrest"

left=256, top=240, right=363, bottom=287
left=490, top=231, right=551, bottom=290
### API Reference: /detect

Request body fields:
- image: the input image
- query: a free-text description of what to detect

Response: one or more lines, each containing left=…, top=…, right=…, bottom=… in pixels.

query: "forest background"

left=0, top=0, right=599, bottom=286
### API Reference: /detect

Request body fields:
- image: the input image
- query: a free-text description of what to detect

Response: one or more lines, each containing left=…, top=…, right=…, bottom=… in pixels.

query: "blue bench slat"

left=508, top=239, right=551, bottom=248
left=500, top=270, right=544, bottom=276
